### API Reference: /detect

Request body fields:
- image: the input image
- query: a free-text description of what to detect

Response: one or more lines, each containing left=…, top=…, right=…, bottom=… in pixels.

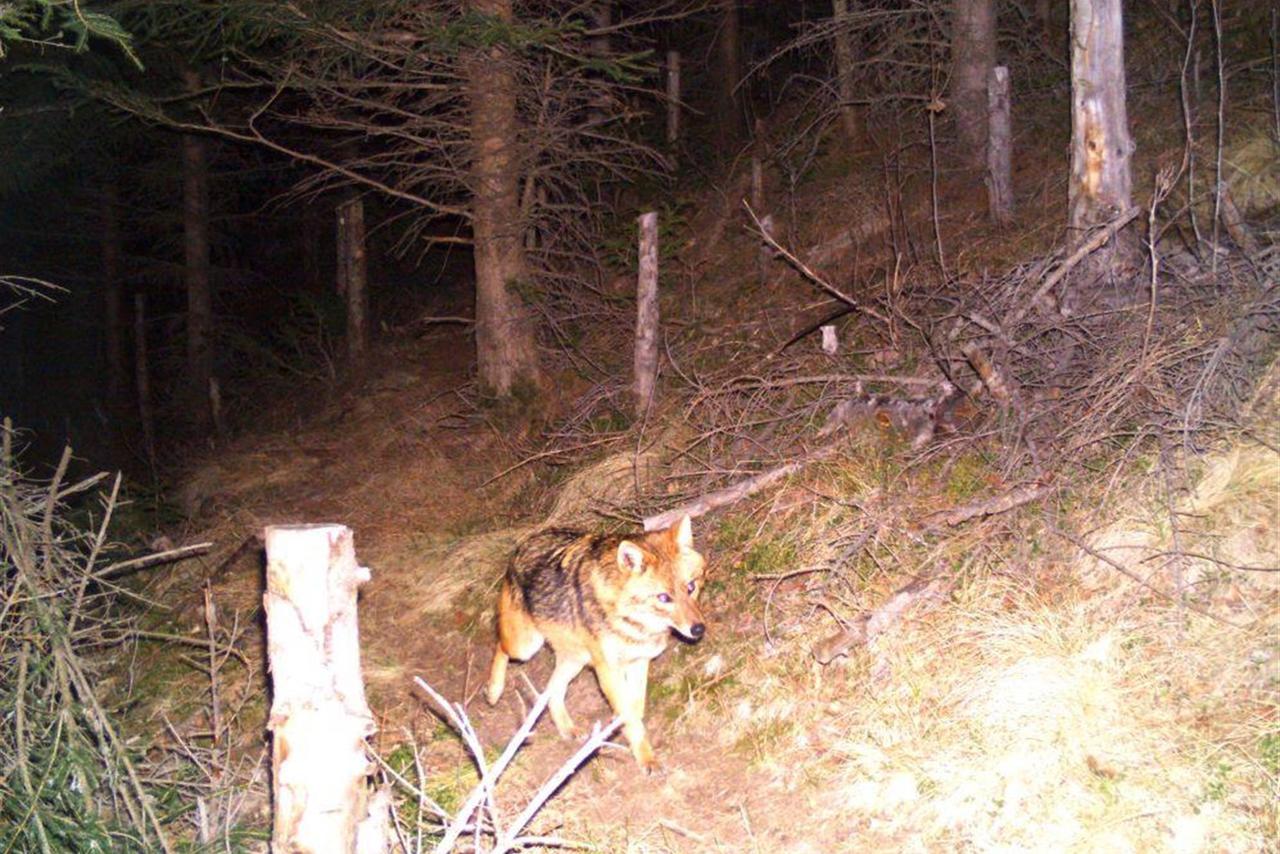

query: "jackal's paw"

left=634, top=742, right=660, bottom=775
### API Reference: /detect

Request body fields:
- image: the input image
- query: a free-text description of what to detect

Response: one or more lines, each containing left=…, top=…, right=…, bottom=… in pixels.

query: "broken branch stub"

left=264, top=524, right=385, bottom=854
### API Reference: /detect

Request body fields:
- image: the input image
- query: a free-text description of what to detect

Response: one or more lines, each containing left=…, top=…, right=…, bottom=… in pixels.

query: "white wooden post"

left=635, top=211, right=660, bottom=418
left=264, top=524, right=385, bottom=854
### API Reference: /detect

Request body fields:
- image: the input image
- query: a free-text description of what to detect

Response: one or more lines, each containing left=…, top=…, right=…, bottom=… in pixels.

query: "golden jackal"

left=486, top=516, right=706, bottom=771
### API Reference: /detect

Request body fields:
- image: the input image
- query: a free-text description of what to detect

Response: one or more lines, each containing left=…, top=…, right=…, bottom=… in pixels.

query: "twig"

left=742, top=201, right=890, bottom=325
left=1045, top=524, right=1246, bottom=629
left=417, top=678, right=552, bottom=854
left=481, top=435, right=623, bottom=487
left=492, top=717, right=623, bottom=854
left=929, top=483, right=1055, bottom=527
left=812, top=570, right=954, bottom=665
left=96, top=542, right=215, bottom=579
left=644, top=446, right=839, bottom=532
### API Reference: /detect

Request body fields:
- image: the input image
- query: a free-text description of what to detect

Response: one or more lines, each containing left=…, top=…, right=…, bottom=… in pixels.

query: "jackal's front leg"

left=596, top=659, right=655, bottom=771
left=545, top=656, right=587, bottom=738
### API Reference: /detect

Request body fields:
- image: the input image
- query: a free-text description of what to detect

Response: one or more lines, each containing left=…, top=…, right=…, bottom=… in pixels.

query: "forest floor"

left=126, top=91, right=1279, bottom=851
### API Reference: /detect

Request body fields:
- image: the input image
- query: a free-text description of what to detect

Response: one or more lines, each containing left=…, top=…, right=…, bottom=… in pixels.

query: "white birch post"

left=264, top=524, right=385, bottom=854
left=665, top=50, right=681, bottom=148
left=986, top=65, right=1014, bottom=224
left=634, top=211, right=660, bottom=419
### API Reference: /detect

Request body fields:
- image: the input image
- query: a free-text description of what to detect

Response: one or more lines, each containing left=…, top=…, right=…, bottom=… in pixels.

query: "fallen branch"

left=817, top=384, right=964, bottom=449
left=929, top=482, right=1055, bottom=527
left=492, top=717, right=622, bottom=854
left=643, top=447, right=837, bottom=532
left=96, top=542, right=214, bottom=579
left=743, top=201, right=890, bottom=325
left=1045, top=524, right=1246, bottom=628
left=812, top=571, right=955, bottom=665
left=960, top=343, right=1011, bottom=402
left=1009, top=206, right=1141, bottom=326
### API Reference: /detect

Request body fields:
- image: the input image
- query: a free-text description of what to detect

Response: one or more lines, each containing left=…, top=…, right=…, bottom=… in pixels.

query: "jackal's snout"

left=672, top=594, right=706, bottom=641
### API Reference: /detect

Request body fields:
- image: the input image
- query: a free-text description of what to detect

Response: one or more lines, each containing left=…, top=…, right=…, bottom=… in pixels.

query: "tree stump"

left=263, top=524, right=384, bottom=854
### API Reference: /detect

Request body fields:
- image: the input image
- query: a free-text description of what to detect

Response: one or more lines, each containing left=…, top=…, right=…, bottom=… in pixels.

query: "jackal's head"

left=616, top=516, right=707, bottom=642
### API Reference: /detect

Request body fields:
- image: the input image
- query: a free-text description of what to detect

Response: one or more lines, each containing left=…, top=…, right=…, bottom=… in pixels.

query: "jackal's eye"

left=657, top=592, right=672, bottom=604
left=686, top=580, right=696, bottom=594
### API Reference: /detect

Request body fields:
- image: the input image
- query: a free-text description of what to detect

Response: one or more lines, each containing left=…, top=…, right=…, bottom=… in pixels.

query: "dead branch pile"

left=0, top=430, right=172, bottom=851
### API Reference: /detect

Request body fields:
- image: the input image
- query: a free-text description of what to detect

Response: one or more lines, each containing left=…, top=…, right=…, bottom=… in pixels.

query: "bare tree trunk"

left=712, top=0, right=744, bottom=152
left=133, top=293, right=156, bottom=473
left=950, top=0, right=996, bottom=169
left=263, top=524, right=384, bottom=854
left=986, top=66, right=1014, bottom=223
left=336, top=197, right=369, bottom=369
left=181, top=70, right=214, bottom=434
left=666, top=50, right=681, bottom=148
left=832, top=0, right=860, bottom=145
left=634, top=211, right=659, bottom=418
left=100, top=179, right=125, bottom=407
left=588, top=3, right=612, bottom=122
left=1068, top=0, right=1137, bottom=284
left=467, top=0, right=541, bottom=397
left=301, top=203, right=324, bottom=294
left=1036, top=0, right=1053, bottom=42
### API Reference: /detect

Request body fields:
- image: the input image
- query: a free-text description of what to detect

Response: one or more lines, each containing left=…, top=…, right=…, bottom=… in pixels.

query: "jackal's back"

left=505, top=528, right=616, bottom=631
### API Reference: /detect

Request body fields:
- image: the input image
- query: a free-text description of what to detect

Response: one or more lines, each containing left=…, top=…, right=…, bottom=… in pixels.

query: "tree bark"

left=950, top=0, right=996, bottom=169
left=100, top=179, right=125, bottom=408
left=467, top=0, right=541, bottom=397
left=712, top=0, right=744, bottom=152
left=634, top=211, right=659, bottom=418
left=336, top=197, right=369, bottom=369
left=831, top=0, right=860, bottom=145
left=134, top=293, right=156, bottom=473
left=587, top=3, right=613, bottom=122
left=666, top=49, right=681, bottom=148
left=1068, top=0, right=1138, bottom=284
left=181, top=69, right=214, bottom=433
left=301, top=203, right=324, bottom=294
left=986, top=65, right=1014, bottom=224
left=264, top=524, right=383, bottom=854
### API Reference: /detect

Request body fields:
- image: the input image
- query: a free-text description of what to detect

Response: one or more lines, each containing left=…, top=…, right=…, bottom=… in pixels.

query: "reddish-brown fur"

left=485, top=516, right=706, bottom=770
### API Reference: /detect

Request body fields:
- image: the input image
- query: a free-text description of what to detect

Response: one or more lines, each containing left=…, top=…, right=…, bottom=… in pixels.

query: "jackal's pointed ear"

left=670, top=515, right=694, bottom=550
left=617, top=540, right=646, bottom=574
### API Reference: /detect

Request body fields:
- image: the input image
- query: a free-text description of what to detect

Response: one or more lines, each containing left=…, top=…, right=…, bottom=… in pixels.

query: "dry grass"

left=651, top=370, right=1279, bottom=851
